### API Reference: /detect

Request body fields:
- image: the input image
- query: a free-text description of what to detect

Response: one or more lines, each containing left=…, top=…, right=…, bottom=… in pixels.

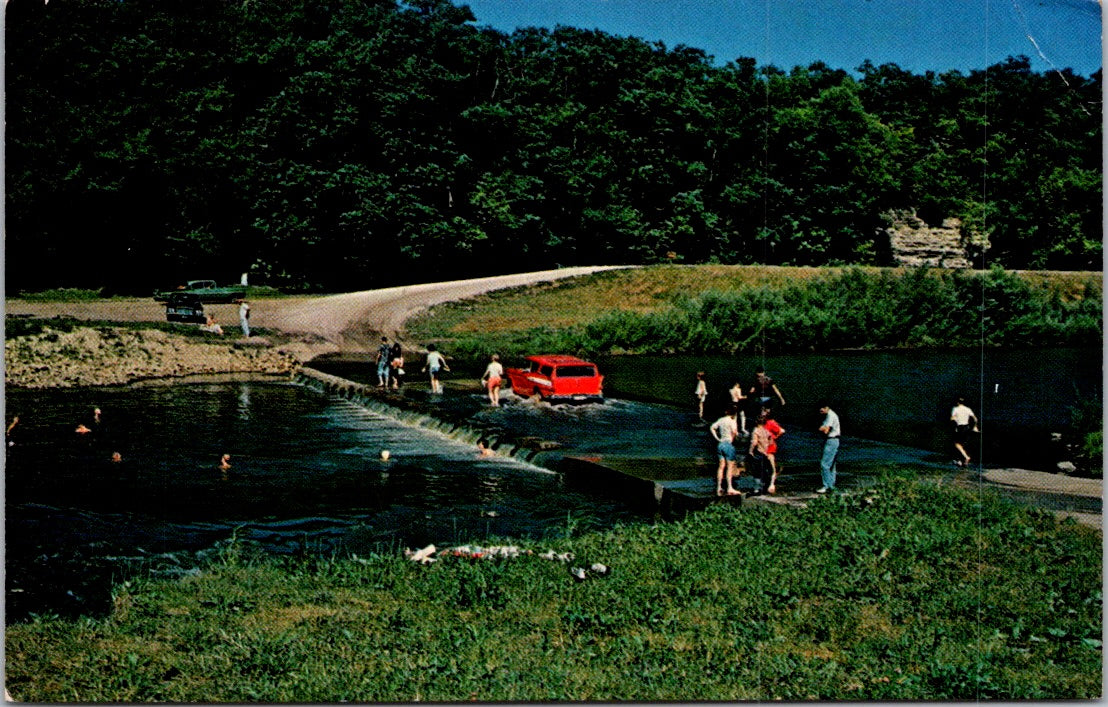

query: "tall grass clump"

left=13, top=287, right=108, bottom=301
left=5, top=477, right=1100, bottom=702
left=1068, top=392, right=1104, bottom=476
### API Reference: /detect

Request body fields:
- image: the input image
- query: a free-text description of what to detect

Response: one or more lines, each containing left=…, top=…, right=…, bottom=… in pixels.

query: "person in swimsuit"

left=728, top=381, right=748, bottom=432
left=761, top=409, right=785, bottom=493
left=694, top=371, right=708, bottom=421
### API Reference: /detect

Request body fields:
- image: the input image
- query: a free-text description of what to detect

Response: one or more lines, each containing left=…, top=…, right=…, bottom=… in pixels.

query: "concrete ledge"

left=982, top=468, right=1102, bottom=498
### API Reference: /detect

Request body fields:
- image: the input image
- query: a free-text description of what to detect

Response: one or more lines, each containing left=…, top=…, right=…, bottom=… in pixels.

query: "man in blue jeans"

left=817, top=403, right=841, bottom=493
left=375, top=336, right=391, bottom=387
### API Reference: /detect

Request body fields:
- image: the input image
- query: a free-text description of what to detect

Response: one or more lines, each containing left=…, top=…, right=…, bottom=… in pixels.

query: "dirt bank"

left=5, top=326, right=297, bottom=389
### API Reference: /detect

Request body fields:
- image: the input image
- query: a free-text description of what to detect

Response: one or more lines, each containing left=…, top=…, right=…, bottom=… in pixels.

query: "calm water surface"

left=5, top=382, right=649, bottom=621
left=597, top=347, right=1102, bottom=468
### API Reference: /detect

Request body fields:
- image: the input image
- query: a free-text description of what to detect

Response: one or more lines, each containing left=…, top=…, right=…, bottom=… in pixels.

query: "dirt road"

left=6, top=266, right=627, bottom=355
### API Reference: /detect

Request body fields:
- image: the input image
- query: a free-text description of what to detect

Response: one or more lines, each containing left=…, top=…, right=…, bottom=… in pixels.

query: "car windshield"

left=554, top=365, right=596, bottom=378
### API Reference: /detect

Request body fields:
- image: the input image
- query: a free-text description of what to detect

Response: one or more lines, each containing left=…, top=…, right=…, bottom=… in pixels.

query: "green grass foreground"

left=6, top=476, right=1101, bottom=701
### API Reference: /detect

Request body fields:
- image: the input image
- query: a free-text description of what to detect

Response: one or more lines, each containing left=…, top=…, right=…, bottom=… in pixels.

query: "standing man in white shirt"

left=238, top=299, right=251, bottom=338
left=817, top=403, right=841, bottom=493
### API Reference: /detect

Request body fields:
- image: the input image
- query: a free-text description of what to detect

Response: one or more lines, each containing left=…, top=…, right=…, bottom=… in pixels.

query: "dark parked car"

left=153, top=279, right=246, bottom=303
left=164, top=292, right=206, bottom=324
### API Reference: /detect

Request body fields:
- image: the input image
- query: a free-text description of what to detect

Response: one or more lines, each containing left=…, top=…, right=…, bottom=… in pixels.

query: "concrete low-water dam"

left=294, top=366, right=945, bottom=513
left=295, top=367, right=737, bottom=516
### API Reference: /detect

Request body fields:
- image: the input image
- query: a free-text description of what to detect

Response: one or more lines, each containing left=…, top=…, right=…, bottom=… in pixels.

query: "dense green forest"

left=5, top=0, right=1102, bottom=294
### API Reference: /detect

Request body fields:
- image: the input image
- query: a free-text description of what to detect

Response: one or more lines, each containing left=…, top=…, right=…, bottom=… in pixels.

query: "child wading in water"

left=694, top=371, right=708, bottom=421
left=709, top=405, right=742, bottom=496
left=422, top=344, right=450, bottom=394
left=481, top=354, right=504, bottom=406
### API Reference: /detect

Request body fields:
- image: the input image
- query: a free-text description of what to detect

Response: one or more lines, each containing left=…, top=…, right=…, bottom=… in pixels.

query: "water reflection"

left=597, top=347, right=1102, bottom=469
left=237, top=383, right=251, bottom=419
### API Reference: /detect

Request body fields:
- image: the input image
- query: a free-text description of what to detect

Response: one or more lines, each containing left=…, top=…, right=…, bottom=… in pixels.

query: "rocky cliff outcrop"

left=884, top=211, right=988, bottom=268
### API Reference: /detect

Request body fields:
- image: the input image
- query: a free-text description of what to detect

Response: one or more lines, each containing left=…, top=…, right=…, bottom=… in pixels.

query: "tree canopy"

left=5, top=0, right=1102, bottom=293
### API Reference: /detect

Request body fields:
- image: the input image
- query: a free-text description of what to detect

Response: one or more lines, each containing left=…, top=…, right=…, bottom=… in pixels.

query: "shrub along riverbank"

left=5, top=476, right=1101, bottom=701
left=406, top=265, right=1101, bottom=358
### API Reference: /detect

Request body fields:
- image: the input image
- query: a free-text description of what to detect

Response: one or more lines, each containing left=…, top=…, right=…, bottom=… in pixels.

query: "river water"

left=4, top=381, right=648, bottom=621
left=594, top=347, right=1102, bottom=470
left=5, top=346, right=1099, bottom=621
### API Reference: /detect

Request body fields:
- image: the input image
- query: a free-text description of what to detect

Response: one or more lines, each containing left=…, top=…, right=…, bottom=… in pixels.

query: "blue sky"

left=461, top=0, right=1102, bottom=76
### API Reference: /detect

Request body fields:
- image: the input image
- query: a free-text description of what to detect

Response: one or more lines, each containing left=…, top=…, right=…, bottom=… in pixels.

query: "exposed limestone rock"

left=5, top=326, right=300, bottom=389
left=884, top=211, right=987, bottom=268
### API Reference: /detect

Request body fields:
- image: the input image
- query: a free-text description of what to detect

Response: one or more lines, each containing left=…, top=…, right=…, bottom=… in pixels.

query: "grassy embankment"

left=405, top=264, right=1101, bottom=358
left=5, top=475, right=1101, bottom=701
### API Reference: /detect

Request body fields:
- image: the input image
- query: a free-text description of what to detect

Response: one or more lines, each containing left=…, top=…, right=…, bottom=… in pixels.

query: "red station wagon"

left=506, top=355, right=605, bottom=403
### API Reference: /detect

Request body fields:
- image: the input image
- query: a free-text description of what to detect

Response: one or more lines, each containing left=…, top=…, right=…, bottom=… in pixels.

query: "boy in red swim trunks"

left=762, top=409, right=785, bottom=493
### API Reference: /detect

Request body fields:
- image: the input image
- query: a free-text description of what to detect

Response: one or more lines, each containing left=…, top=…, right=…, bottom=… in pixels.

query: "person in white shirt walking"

left=481, top=354, right=504, bottom=406
left=950, top=397, right=979, bottom=467
left=422, top=344, right=450, bottom=394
